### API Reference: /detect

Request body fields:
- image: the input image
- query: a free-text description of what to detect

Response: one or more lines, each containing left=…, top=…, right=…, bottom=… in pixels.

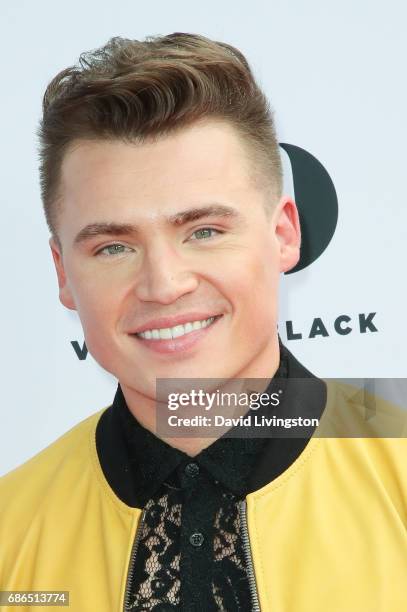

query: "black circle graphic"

left=279, top=143, right=338, bottom=274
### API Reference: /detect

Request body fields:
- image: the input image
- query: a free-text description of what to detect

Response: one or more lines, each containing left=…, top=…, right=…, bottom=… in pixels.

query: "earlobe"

left=274, top=197, right=302, bottom=273
left=49, top=237, right=76, bottom=310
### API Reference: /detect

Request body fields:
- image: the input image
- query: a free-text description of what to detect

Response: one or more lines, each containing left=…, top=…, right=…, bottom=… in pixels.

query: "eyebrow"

left=73, top=204, right=241, bottom=245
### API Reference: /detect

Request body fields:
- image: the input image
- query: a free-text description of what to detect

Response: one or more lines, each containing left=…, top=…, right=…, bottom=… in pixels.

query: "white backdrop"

left=1, top=0, right=406, bottom=476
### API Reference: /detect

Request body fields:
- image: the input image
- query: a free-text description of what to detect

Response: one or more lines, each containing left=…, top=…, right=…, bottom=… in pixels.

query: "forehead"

left=59, top=120, right=255, bottom=213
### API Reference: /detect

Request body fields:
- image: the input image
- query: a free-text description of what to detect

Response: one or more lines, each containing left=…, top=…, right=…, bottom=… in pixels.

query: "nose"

left=135, top=242, right=199, bottom=304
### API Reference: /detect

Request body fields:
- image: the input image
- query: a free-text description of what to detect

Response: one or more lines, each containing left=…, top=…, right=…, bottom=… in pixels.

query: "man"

left=0, top=33, right=406, bottom=612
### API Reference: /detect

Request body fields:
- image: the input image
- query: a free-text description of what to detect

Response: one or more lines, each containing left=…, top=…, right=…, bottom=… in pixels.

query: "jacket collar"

left=95, top=341, right=326, bottom=507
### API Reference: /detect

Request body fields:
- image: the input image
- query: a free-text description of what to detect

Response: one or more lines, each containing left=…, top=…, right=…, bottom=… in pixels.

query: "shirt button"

left=185, top=462, right=200, bottom=477
left=189, top=532, right=204, bottom=547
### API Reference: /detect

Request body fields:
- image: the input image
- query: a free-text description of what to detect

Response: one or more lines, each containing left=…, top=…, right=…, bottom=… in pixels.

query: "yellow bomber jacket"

left=0, top=375, right=406, bottom=612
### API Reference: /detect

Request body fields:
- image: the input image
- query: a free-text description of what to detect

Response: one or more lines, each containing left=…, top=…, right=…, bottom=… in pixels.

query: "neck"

left=121, top=334, right=281, bottom=456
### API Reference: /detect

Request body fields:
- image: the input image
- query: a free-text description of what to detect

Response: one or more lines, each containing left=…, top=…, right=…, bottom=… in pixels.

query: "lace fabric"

left=128, top=489, right=181, bottom=610
left=127, top=484, right=250, bottom=611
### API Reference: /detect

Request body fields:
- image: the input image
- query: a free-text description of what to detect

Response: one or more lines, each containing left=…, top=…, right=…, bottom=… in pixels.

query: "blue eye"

left=97, top=244, right=132, bottom=256
left=190, top=228, right=221, bottom=240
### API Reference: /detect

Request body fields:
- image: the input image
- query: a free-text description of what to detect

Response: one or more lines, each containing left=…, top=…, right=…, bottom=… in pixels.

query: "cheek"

left=209, top=277, right=275, bottom=345
left=70, top=273, right=121, bottom=344
left=68, top=260, right=125, bottom=318
left=229, top=245, right=280, bottom=325
left=77, top=294, right=122, bottom=375
left=223, top=242, right=279, bottom=298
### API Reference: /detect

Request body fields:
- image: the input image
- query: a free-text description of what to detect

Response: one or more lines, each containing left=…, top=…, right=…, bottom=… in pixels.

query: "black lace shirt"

left=117, top=354, right=289, bottom=612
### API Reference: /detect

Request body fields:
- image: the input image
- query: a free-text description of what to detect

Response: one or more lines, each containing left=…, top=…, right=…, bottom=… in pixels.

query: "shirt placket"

left=179, top=460, right=218, bottom=612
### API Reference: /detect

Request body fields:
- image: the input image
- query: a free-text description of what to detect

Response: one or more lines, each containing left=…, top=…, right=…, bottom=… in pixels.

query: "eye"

left=189, top=227, right=223, bottom=241
left=96, top=243, right=133, bottom=256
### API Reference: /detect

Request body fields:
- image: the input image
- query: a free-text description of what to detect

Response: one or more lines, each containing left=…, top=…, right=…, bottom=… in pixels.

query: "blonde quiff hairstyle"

left=38, top=32, right=283, bottom=236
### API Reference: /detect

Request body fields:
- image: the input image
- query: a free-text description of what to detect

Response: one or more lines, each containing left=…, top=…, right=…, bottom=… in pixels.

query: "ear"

left=49, top=237, right=76, bottom=310
left=273, top=196, right=301, bottom=273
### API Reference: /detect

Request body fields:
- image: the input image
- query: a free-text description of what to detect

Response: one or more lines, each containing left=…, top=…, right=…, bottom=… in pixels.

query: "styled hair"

left=38, top=32, right=283, bottom=236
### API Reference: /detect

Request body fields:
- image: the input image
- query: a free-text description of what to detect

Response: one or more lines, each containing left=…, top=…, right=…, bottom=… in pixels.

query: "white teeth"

left=171, top=325, right=185, bottom=339
left=159, top=328, right=172, bottom=340
left=137, top=316, right=217, bottom=340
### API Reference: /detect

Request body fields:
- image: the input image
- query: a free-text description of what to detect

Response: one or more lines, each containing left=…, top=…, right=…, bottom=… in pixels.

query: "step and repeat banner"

left=1, top=0, right=406, bottom=475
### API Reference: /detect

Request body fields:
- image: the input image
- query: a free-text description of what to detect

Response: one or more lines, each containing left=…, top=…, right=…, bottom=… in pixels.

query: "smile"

left=136, top=316, right=219, bottom=340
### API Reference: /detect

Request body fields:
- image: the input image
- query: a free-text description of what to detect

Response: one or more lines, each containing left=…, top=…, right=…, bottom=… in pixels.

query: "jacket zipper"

left=239, top=500, right=261, bottom=612
left=123, top=509, right=146, bottom=612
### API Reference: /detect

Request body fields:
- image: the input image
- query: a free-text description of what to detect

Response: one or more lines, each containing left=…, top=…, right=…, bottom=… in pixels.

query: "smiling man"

left=0, top=33, right=406, bottom=612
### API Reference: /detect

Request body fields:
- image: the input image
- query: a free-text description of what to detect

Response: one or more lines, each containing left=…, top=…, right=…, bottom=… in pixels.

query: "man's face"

left=51, top=120, right=300, bottom=400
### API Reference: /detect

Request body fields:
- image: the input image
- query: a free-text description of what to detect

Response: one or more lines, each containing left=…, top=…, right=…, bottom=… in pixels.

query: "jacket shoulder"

left=0, top=408, right=107, bottom=518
